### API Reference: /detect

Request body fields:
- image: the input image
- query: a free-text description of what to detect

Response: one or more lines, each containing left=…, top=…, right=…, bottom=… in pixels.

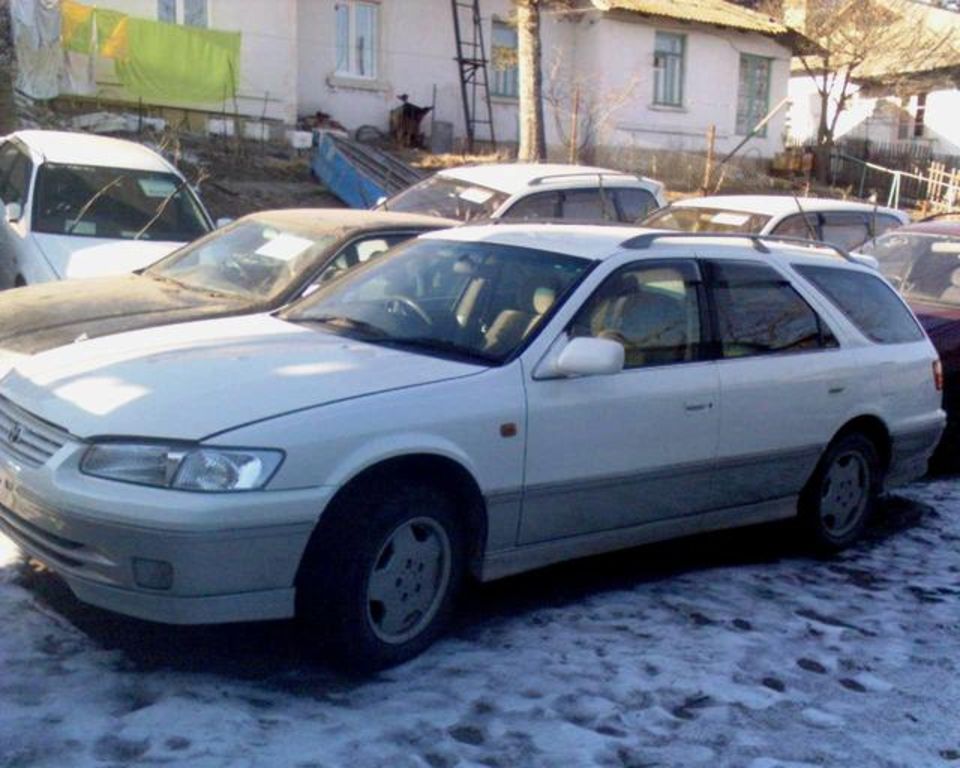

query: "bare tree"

left=515, top=0, right=547, bottom=161
left=542, top=50, right=642, bottom=163
left=0, top=0, right=16, bottom=134
left=765, top=0, right=956, bottom=181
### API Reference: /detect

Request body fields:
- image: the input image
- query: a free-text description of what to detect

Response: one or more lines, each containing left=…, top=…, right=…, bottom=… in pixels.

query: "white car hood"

left=31, top=234, right=182, bottom=279
left=0, top=314, right=483, bottom=440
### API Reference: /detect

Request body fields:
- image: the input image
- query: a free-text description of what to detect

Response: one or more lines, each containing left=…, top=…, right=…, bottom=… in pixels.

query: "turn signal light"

left=933, top=360, right=944, bottom=392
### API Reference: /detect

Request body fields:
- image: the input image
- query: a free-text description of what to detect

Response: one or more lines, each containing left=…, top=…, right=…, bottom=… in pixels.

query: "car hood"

left=32, top=234, right=183, bottom=279
left=1, top=314, right=484, bottom=440
left=908, top=298, right=960, bottom=336
left=0, top=275, right=251, bottom=356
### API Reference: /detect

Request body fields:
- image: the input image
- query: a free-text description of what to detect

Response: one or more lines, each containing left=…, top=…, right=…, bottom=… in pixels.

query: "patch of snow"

left=1, top=481, right=959, bottom=766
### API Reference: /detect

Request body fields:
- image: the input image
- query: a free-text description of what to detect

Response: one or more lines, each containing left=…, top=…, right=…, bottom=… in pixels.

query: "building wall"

left=788, top=76, right=960, bottom=156
left=296, top=1, right=792, bottom=157
left=60, top=0, right=299, bottom=123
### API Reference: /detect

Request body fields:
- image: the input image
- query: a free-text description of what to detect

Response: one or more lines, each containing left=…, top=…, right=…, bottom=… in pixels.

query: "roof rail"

left=527, top=171, right=639, bottom=186
left=620, top=232, right=855, bottom=262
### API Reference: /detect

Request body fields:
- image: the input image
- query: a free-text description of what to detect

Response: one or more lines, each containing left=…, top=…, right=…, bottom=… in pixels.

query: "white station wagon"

left=0, top=225, right=945, bottom=670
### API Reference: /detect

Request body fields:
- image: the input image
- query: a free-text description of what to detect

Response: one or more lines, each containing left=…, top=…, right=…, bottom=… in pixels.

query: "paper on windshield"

left=255, top=233, right=314, bottom=262
left=710, top=212, right=752, bottom=226
left=138, top=178, right=179, bottom=198
left=66, top=219, right=96, bottom=236
left=931, top=242, right=960, bottom=254
left=459, top=187, right=495, bottom=205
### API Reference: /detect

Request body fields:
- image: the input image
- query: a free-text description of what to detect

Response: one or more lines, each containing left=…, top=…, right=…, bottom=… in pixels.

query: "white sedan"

left=0, top=130, right=213, bottom=286
left=0, top=224, right=944, bottom=671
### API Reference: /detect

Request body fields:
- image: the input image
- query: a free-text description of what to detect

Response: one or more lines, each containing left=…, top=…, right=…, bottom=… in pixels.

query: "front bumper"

left=0, top=447, right=335, bottom=624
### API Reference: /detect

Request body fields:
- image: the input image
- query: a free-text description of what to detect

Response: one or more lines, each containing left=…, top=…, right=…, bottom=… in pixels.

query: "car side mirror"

left=215, top=217, right=233, bottom=229
left=4, top=202, right=22, bottom=223
left=555, top=337, right=625, bottom=377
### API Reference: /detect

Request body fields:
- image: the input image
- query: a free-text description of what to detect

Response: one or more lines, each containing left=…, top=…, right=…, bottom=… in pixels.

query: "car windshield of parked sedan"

left=641, top=206, right=771, bottom=234
left=861, top=231, right=960, bottom=305
left=31, top=163, right=210, bottom=241
left=282, top=238, right=591, bottom=364
left=144, top=219, right=338, bottom=300
left=379, top=176, right=509, bottom=221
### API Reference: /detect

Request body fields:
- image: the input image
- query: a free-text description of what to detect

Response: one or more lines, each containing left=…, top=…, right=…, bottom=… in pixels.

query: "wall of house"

left=296, top=2, right=790, bottom=158
left=59, top=0, right=299, bottom=123
left=788, top=76, right=960, bottom=156
left=575, top=12, right=792, bottom=159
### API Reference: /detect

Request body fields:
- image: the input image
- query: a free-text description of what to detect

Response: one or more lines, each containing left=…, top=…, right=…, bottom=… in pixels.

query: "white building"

left=44, top=0, right=807, bottom=157
left=786, top=0, right=960, bottom=157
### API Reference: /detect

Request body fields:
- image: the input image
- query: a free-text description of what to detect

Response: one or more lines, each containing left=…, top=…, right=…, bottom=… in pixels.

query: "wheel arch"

left=828, top=414, right=892, bottom=476
left=301, top=452, right=489, bottom=581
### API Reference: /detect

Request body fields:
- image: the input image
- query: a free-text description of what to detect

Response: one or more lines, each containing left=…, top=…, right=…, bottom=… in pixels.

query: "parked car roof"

left=9, top=130, right=176, bottom=173
left=248, top=208, right=458, bottom=235
left=424, top=223, right=857, bottom=266
left=671, top=195, right=907, bottom=219
left=437, top=163, right=663, bottom=196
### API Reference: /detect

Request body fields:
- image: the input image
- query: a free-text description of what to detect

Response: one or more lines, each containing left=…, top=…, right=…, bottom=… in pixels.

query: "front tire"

left=800, top=432, right=881, bottom=551
left=297, top=481, right=465, bottom=672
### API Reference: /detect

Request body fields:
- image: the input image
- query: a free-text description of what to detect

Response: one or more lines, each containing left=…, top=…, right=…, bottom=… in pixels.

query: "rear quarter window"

left=795, top=264, right=924, bottom=344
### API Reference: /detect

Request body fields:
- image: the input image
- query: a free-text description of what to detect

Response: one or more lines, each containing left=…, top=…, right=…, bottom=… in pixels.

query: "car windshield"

left=380, top=175, right=508, bottom=221
left=282, top=238, right=591, bottom=364
left=641, top=206, right=771, bottom=234
left=145, top=219, right=337, bottom=300
left=861, top=231, right=960, bottom=305
left=31, top=163, right=210, bottom=241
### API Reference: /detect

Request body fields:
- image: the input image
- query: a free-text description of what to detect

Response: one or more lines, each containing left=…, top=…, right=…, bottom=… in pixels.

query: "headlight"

left=80, top=443, right=283, bottom=492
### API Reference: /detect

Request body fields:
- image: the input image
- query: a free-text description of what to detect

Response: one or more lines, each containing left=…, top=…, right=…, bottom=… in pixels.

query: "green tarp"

left=61, top=1, right=241, bottom=103
left=114, top=19, right=240, bottom=103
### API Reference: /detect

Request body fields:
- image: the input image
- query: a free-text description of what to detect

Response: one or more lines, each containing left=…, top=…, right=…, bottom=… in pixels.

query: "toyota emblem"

left=8, top=424, right=22, bottom=444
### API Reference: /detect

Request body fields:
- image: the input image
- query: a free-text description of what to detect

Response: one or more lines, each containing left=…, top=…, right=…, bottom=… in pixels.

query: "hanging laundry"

left=12, top=0, right=62, bottom=99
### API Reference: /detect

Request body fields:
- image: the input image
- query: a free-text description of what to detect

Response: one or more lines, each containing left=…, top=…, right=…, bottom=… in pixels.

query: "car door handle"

left=828, top=385, right=846, bottom=395
left=684, top=401, right=713, bottom=412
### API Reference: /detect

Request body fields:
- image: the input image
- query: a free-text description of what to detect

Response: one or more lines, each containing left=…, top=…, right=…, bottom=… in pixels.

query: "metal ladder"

left=451, top=0, right=497, bottom=152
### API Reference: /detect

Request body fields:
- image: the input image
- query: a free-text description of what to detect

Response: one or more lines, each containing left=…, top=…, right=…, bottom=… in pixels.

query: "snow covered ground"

left=1, top=480, right=959, bottom=768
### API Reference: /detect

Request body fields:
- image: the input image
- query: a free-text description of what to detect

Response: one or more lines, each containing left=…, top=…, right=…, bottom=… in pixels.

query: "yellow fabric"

left=98, top=16, right=129, bottom=60
left=60, top=0, right=94, bottom=54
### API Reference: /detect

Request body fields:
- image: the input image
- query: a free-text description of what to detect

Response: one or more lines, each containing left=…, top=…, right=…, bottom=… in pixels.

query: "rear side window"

left=711, top=261, right=830, bottom=358
left=503, top=191, right=560, bottom=220
left=614, top=188, right=658, bottom=223
left=795, top=264, right=924, bottom=344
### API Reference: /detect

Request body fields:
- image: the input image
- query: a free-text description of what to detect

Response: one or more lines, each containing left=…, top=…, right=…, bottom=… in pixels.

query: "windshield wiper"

left=380, top=336, right=497, bottom=364
left=298, top=315, right=390, bottom=338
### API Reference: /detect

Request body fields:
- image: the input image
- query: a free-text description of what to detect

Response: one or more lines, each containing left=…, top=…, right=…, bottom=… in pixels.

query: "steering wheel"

left=383, top=295, right=432, bottom=328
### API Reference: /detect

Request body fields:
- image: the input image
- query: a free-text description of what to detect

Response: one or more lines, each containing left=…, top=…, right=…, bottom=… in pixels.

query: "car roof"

left=424, top=223, right=870, bottom=269
left=242, top=208, right=458, bottom=236
left=896, top=220, right=960, bottom=237
left=9, top=130, right=176, bottom=173
left=436, top=163, right=658, bottom=195
left=670, top=194, right=906, bottom=219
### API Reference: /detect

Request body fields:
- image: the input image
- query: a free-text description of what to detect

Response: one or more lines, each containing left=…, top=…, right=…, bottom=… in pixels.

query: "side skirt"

left=480, top=495, right=798, bottom=582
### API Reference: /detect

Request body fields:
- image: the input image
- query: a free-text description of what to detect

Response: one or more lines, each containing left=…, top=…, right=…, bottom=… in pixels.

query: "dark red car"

left=862, top=214, right=960, bottom=466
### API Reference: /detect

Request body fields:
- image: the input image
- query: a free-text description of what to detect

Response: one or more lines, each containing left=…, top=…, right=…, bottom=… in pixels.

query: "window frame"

left=703, top=259, right=838, bottom=361
left=157, top=0, right=209, bottom=27
left=653, top=32, right=685, bottom=108
left=736, top=53, right=772, bottom=137
left=490, top=17, right=519, bottom=99
left=335, top=0, right=380, bottom=81
left=568, top=258, right=711, bottom=370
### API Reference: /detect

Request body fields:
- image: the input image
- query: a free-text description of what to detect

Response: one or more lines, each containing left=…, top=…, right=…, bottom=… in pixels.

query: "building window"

left=157, top=0, right=207, bottom=27
left=653, top=32, right=685, bottom=107
left=914, top=92, right=927, bottom=138
left=491, top=19, right=519, bottom=98
left=336, top=1, right=379, bottom=80
left=736, top=54, right=772, bottom=136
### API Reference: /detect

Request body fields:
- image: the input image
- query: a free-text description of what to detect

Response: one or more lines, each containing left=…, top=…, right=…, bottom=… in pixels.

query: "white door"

left=520, top=259, right=720, bottom=544
left=707, top=259, right=853, bottom=507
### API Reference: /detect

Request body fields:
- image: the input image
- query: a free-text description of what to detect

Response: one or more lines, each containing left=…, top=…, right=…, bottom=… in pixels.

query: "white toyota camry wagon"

left=0, top=225, right=945, bottom=669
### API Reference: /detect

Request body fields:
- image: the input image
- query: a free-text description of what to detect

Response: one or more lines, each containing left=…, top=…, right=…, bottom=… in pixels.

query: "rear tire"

left=296, top=480, right=466, bottom=673
left=799, top=432, right=881, bottom=551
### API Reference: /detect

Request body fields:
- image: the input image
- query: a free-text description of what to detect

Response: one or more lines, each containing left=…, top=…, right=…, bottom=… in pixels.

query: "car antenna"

left=792, top=195, right=819, bottom=241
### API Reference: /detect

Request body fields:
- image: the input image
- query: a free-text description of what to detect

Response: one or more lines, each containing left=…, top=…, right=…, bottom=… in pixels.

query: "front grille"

left=0, top=396, right=70, bottom=468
